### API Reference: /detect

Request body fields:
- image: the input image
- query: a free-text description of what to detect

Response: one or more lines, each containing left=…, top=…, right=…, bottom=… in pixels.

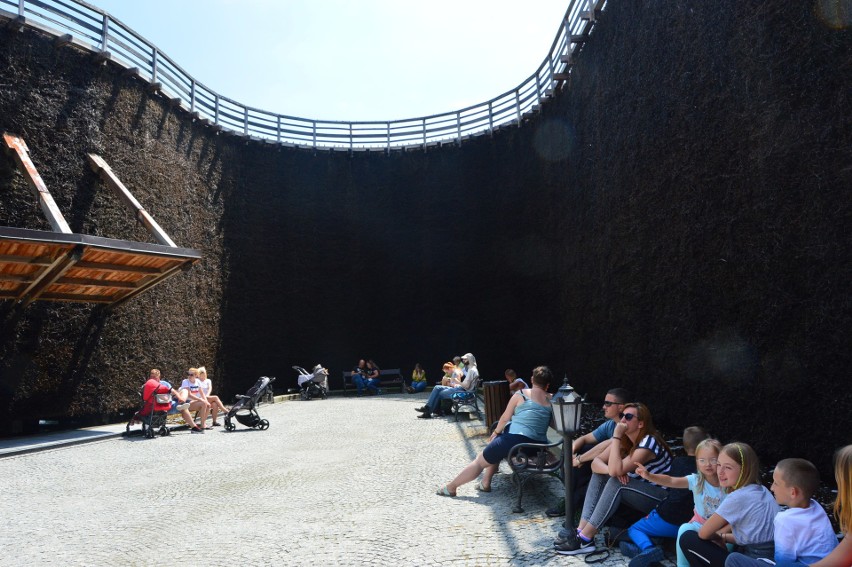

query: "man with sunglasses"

left=545, top=388, right=632, bottom=517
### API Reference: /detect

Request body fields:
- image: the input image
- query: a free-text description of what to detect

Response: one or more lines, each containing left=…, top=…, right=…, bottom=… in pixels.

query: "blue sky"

left=89, top=0, right=568, bottom=122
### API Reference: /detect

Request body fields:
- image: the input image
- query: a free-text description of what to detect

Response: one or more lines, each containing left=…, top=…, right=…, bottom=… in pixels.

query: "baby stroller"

left=293, top=364, right=329, bottom=400
left=125, top=384, right=172, bottom=439
left=224, top=376, right=276, bottom=432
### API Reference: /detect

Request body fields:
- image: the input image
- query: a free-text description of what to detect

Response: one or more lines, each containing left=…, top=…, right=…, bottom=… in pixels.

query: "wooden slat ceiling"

left=0, top=227, right=200, bottom=307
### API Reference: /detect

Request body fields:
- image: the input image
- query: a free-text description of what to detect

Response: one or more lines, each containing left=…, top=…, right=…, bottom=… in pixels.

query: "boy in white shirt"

left=726, top=458, right=837, bottom=567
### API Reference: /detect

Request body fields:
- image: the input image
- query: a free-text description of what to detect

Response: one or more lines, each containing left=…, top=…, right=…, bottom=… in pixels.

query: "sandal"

left=211, top=422, right=221, bottom=427
left=475, top=481, right=491, bottom=493
left=436, top=486, right=456, bottom=497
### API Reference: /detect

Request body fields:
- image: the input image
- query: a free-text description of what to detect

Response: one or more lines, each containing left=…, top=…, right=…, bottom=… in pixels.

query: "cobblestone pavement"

left=0, top=394, right=658, bottom=566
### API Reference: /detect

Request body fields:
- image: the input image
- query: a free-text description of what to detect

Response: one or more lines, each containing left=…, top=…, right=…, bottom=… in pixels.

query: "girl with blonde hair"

left=811, top=444, right=852, bottom=567
left=679, top=442, right=779, bottom=566
left=197, top=366, right=228, bottom=427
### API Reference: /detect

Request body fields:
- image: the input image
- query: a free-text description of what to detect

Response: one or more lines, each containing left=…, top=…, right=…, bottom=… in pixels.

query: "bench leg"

left=513, top=473, right=526, bottom=513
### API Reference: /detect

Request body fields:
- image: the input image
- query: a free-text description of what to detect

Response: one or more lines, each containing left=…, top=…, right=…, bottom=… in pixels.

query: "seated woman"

left=435, top=365, right=553, bottom=496
left=198, top=366, right=229, bottom=427
left=556, top=402, right=674, bottom=555
left=407, top=363, right=427, bottom=393
left=364, top=360, right=382, bottom=394
left=417, top=353, right=479, bottom=418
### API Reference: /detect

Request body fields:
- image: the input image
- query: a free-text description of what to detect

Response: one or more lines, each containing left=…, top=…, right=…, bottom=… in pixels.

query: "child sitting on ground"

left=679, top=442, right=779, bottom=566
left=503, top=369, right=529, bottom=393
left=623, top=427, right=716, bottom=567
left=725, top=458, right=838, bottom=567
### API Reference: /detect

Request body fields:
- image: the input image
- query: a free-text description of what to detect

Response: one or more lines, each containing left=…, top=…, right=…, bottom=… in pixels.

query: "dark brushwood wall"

left=0, top=1, right=849, bottom=474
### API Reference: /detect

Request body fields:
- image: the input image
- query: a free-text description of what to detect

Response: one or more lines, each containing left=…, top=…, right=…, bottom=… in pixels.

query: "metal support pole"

left=562, top=431, right=579, bottom=547
left=151, top=48, right=158, bottom=84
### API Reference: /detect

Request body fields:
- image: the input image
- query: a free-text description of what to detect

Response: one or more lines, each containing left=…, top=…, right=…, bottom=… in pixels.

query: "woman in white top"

left=198, top=366, right=228, bottom=427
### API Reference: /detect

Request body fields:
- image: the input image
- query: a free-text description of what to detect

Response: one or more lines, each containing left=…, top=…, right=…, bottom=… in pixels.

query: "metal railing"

left=0, top=0, right=607, bottom=151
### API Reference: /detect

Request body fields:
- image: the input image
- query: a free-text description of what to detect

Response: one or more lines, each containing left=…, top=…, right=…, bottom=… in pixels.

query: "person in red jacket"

left=140, top=369, right=204, bottom=434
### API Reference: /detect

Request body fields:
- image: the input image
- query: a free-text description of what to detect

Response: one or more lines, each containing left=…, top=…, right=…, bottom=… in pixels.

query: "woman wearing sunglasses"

left=555, top=402, right=673, bottom=555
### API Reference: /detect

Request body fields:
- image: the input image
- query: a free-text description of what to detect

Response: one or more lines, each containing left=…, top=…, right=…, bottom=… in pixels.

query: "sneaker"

left=417, top=411, right=432, bottom=419
left=176, top=402, right=190, bottom=412
left=545, top=498, right=566, bottom=517
left=190, top=427, right=204, bottom=434
left=415, top=406, right=428, bottom=412
left=628, top=546, right=664, bottom=567
left=619, top=541, right=641, bottom=559
left=554, top=527, right=579, bottom=546
left=554, top=536, right=594, bottom=556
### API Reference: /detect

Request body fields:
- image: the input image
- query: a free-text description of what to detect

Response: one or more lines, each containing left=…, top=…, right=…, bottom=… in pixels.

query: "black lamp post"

left=550, top=375, right=584, bottom=547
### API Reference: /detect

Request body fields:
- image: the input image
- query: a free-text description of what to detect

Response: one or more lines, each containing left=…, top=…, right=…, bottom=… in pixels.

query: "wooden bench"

left=341, top=368, right=404, bottom=395
left=490, top=421, right=564, bottom=513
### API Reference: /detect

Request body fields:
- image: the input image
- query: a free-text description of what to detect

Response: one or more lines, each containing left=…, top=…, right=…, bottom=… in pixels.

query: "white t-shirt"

left=774, top=499, right=838, bottom=564
left=686, top=473, right=727, bottom=520
left=200, top=378, right=212, bottom=396
left=180, top=379, right=203, bottom=399
left=715, top=484, right=779, bottom=545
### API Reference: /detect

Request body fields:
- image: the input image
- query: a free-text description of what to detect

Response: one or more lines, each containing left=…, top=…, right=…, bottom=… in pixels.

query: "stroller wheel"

left=144, top=428, right=155, bottom=439
left=225, top=421, right=236, bottom=432
left=259, top=419, right=269, bottom=430
left=159, top=427, right=169, bottom=436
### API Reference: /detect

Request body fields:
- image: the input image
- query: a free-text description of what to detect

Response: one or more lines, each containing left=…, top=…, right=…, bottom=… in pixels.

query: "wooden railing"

left=0, top=0, right=607, bottom=151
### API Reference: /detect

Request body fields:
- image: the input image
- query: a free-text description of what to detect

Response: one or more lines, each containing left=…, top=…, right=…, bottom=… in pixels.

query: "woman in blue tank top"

left=436, top=366, right=553, bottom=497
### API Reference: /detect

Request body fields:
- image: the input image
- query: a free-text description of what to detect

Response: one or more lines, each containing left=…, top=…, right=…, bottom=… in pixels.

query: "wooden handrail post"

left=2, top=133, right=73, bottom=234
left=86, top=153, right=177, bottom=247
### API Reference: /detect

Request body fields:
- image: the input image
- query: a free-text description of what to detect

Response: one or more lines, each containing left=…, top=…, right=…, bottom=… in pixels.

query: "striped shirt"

left=628, top=434, right=673, bottom=486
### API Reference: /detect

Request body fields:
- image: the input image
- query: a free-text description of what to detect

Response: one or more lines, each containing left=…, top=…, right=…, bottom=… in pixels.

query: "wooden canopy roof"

left=1, top=132, right=200, bottom=307
left=0, top=227, right=200, bottom=306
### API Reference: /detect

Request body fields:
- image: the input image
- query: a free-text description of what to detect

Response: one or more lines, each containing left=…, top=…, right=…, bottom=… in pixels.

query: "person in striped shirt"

left=555, top=402, right=674, bottom=555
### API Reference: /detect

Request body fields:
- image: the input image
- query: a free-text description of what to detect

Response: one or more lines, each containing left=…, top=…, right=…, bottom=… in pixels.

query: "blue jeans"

left=365, top=378, right=381, bottom=393
left=425, top=385, right=463, bottom=412
left=353, top=375, right=367, bottom=394
left=627, top=509, right=679, bottom=551
left=410, top=381, right=427, bottom=393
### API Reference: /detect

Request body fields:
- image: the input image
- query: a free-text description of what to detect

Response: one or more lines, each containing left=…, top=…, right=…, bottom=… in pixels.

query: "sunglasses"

left=602, top=401, right=621, bottom=407
left=618, top=412, right=637, bottom=422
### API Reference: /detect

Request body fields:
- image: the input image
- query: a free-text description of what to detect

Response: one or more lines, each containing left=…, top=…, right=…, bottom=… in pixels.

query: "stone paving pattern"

left=0, top=393, right=676, bottom=566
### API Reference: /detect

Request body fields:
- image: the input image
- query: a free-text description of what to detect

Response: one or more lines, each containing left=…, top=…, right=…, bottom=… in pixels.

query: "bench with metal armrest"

left=490, top=421, right=564, bottom=513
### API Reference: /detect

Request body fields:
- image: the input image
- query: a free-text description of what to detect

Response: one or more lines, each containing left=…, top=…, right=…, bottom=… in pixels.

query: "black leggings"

left=679, top=530, right=728, bottom=567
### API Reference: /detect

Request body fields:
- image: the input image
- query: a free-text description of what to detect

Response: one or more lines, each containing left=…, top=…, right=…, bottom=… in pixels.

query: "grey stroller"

left=293, top=365, right=329, bottom=400
left=224, top=376, right=276, bottom=431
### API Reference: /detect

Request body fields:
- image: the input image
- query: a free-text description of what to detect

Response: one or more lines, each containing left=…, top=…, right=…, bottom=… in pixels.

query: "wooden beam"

left=110, top=258, right=196, bottom=308
left=55, top=276, right=139, bottom=289
left=72, top=260, right=167, bottom=275
left=0, top=273, right=32, bottom=283
left=0, top=254, right=53, bottom=265
left=2, top=133, right=73, bottom=234
left=86, top=153, right=178, bottom=247
left=39, top=292, right=117, bottom=303
left=17, top=245, right=83, bottom=305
